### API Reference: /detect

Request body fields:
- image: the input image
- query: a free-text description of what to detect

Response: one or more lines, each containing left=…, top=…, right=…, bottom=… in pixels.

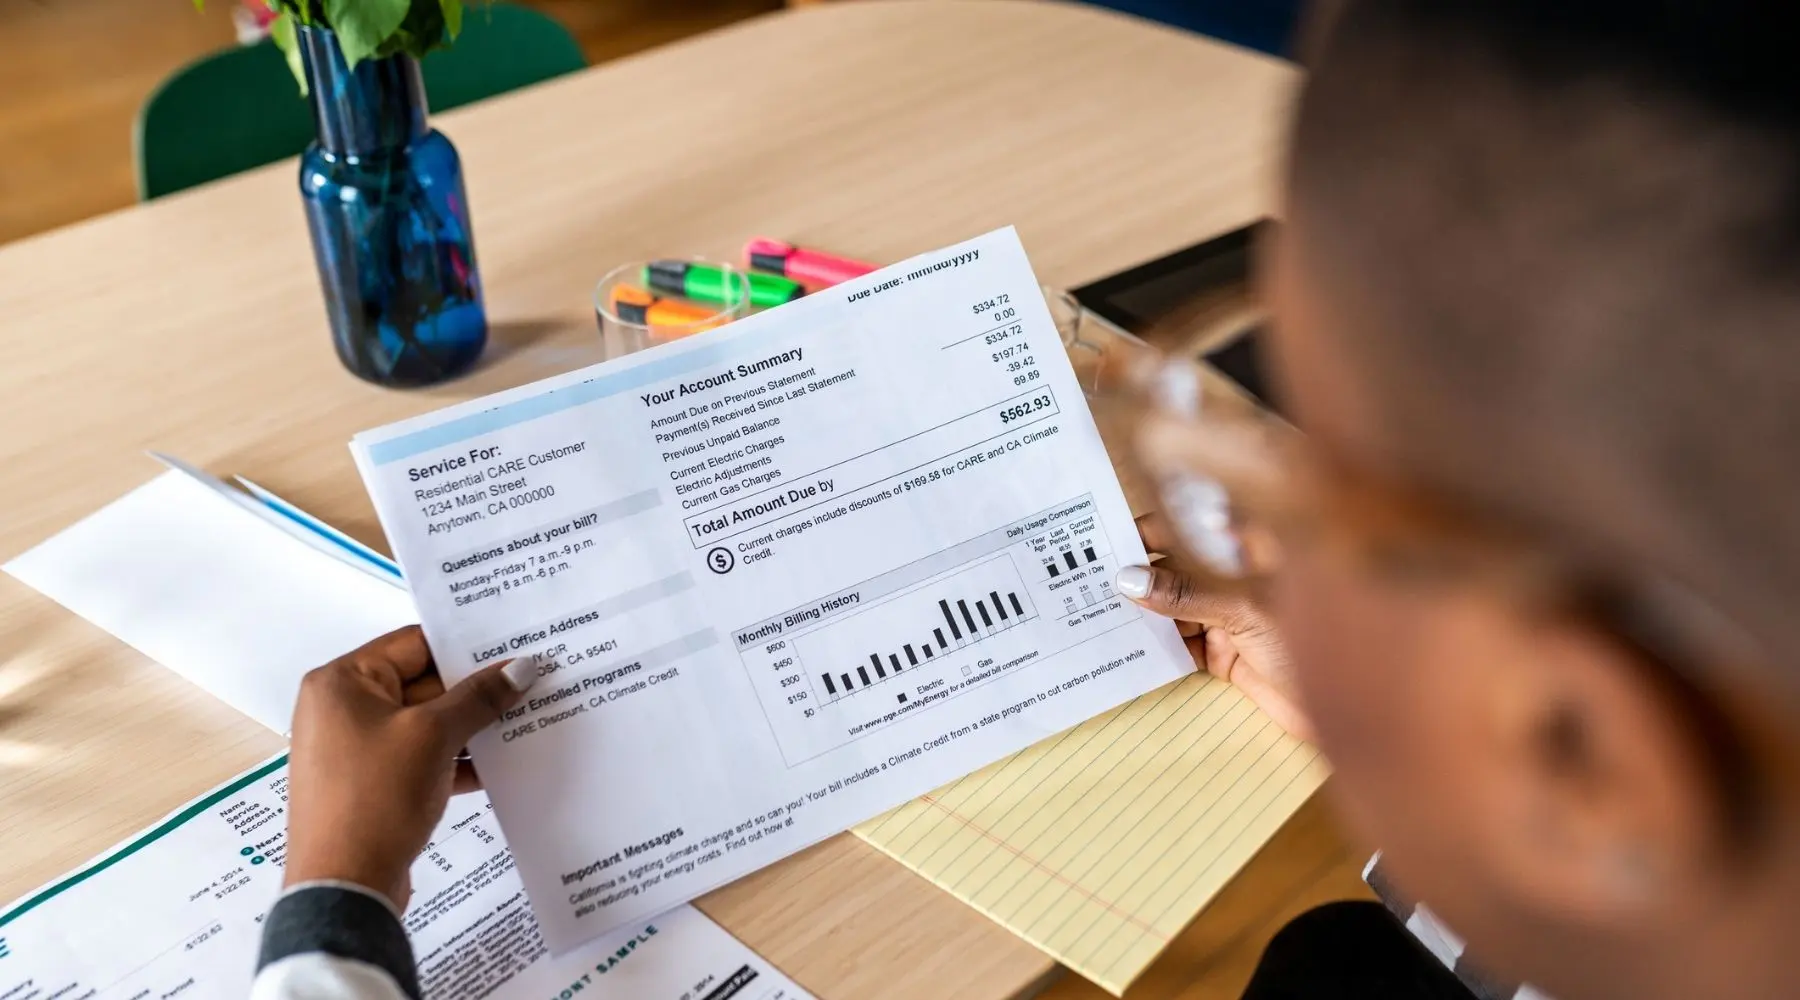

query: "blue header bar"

left=362, top=336, right=753, bottom=466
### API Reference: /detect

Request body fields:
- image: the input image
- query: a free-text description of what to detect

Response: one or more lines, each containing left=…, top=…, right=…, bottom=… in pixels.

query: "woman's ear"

left=1483, top=615, right=1717, bottom=925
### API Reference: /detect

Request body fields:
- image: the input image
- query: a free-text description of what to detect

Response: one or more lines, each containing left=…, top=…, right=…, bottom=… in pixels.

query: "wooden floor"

left=0, top=0, right=780, bottom=246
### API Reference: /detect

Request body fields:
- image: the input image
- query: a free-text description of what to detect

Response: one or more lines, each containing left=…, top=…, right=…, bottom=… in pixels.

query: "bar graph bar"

left=1009, top=593, right=1024, bottom=617
left=872, top=653, right=886, bottom=678
left=858, top=665, right=871, bottom=685
left=890, top=654, right=903, bottom=673
left=840, top=672, right=853, bottom=691
left=990, top=591, right=1008, bottom=621
left=1044, top=540, right=1109, bottom=586
left=823, top=673, right=837, bottom=695
left=976, top=601, right=993, bottom=628
left=905, top=644, right=919, bottom=665
left=940, top=602, right=962, bottom=642
left=922, top=645, right=934, bottom=659
left=958, top=600, right=978, bottom=635
left=934, top=627, right=948, bottom=649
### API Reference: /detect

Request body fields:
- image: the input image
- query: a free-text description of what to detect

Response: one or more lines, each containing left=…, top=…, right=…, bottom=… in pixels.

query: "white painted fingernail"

left=1115, top=566, right=1152, bottom=600
left=502, top=658, right=538, bottom=692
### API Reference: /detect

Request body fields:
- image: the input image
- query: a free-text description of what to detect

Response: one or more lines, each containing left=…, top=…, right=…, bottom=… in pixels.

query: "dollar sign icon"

left=706, top=546, right=735, bottom=575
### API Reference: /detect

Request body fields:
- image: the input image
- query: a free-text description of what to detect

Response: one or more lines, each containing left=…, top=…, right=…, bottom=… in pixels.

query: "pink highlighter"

left=744, top=238, right=876, bottom=289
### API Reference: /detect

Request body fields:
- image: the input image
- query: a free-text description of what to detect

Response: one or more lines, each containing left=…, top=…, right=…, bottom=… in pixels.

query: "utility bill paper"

left=350, top=228, right=1193, bottom=951
left=0, top=756, right=813, bottom=1000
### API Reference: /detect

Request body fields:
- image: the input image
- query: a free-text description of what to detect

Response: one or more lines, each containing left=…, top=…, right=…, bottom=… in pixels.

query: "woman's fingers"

left=402, top=674, right=446, bottom=706
left=1201, top=628, right=1239, bottom=680
left=1116, top=563, right=1267, bottom=631
left=1189, top=629, right=1313, bottom=741
left=1134, top=511, right=1185, bottom=557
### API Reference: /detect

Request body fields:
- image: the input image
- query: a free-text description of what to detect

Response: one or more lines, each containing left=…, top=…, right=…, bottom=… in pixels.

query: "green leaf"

left=260, top=0, right=306, bottom=22
left=440, top=0, right=462, bottom=40
left=384, top=0, right=447, bottom=59
left=374, top=29, right=409, bottom=60
left=322, top=0, right=410, bottom=68
left=269, top=10, right=309, bottom=96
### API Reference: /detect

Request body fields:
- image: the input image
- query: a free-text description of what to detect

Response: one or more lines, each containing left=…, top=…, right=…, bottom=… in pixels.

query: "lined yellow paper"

left=855, top=671, right=1328, bottom=994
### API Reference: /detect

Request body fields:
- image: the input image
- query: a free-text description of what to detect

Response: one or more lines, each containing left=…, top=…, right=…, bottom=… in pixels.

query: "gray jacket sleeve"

left=250, top=882, right=418, bottom=1000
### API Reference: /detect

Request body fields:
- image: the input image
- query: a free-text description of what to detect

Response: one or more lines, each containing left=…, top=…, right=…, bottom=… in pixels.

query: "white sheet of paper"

left=3, top=470, right=416, bottom=732
left=350, top=228, right=1194, bottom=950
left=0, top=756, right=814, bottom=1000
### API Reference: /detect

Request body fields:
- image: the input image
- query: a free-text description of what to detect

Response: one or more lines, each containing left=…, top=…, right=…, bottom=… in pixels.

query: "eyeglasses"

left=1096, top=334, right=1780, bottom=830
left=1095, top=336, right=1770, bottom=694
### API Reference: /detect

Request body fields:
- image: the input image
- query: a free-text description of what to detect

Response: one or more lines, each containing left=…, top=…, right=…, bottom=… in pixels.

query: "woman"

left=254, top=3, right=1800, bottom=999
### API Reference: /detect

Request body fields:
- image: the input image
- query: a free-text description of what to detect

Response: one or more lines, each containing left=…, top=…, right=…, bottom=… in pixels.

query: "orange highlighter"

left=609, top=284, right=730, bottom=338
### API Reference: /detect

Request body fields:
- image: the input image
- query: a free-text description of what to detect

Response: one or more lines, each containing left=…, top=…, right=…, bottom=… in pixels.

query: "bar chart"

left=1022, top=504, right=1118, bottom=619
left=1042, top=543, right=1100, bottom=577
left=811, top=558, right=1036, bottom=704
left=732, top=494, right=1137, bottom=762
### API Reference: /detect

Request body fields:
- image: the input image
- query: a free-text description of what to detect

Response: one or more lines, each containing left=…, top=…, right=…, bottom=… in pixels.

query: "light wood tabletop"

left=0, top=3, right=1308, bottom=998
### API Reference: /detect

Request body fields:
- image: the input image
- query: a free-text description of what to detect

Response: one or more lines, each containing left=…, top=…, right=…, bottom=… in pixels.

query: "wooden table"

left=0, top=3, right=1308, bottom=997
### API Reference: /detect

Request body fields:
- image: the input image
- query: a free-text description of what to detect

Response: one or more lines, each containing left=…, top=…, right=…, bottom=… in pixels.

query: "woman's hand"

left=1117, top=513, right=1312, bottom=740
left=284, top=626, right=536, bottom=910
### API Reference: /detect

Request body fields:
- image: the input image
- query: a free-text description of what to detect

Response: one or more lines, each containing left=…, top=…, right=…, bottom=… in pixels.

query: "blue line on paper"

left=364, top=339, right=754, bottom=466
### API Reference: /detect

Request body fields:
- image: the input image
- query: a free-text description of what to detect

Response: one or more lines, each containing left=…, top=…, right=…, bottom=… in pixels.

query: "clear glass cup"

left=593, top=259, right=751, bottom=360
left=1043, top=286, right=1125, bottom=396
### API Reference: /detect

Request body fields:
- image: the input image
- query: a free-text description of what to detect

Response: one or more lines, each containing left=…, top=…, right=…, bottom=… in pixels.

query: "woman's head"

left=1267, top=2, right=1800, bottom=998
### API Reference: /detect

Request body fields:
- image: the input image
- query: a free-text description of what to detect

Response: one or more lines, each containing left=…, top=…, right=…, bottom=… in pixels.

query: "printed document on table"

left=3, top=469, right=415, bottom=732
left=350, top=227, right=1193, bottom=950
left=0, top=755, right=814, bottom=1000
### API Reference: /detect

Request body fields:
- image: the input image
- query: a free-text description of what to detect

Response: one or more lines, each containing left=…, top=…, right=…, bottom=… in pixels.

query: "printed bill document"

left=0, top=756, right=813, bottom=1000
left=351, top=228, right=1193, bottom=951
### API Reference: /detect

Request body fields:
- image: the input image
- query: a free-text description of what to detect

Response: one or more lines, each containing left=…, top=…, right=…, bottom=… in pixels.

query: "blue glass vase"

left=298, top=27, right=486, bottom=386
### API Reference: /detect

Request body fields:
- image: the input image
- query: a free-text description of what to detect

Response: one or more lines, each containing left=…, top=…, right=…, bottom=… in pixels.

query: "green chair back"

left=423, top=3, right=587, bottom=116
left=136, top=41, right=311, bottom=202
left=135, top=3, right=585, bottom=200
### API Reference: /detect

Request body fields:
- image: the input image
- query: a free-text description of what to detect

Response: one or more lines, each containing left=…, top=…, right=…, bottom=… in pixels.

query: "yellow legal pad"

left=854, top=671, right=1329, bottom=994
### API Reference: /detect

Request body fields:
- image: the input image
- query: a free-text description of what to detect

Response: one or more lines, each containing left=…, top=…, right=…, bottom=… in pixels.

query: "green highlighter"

left=644, top=260, right=804, bottom=309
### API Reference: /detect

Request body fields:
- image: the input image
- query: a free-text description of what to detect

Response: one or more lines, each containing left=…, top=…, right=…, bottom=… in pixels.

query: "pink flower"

left=243, top=0, right=277, bottom=27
